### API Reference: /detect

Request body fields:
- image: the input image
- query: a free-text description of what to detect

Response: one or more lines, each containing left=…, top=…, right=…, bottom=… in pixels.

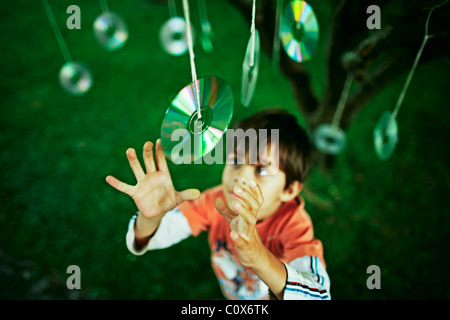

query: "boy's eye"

left=256, top=165, right=270, bottom=176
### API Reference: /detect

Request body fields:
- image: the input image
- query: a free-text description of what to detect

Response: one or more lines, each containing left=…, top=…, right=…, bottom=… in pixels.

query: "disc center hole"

left=172, top=32, right=183, bottom=41
left=325, top=135, right=337, bottom=145
left=106, top=24, right=116, bottom=36
left=71, top=71, right=82, bottom=83
left=187, top=106, right=213, bottom=135
left=382, top=129, right=390, bottom=144
left=292, top=22, right=305, bottom=40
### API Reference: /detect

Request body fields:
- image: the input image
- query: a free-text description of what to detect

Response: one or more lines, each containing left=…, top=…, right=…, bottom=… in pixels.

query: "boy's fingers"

left=230, top=230, right=248, bottom=246
left=249, top=181, right=264, bottom=206
left=234, top=184, right=260, bottom=212
left=105, top=175, right=136, bottom=197
left=214, top=198, right=237, bottom=223
left=126, top=148, right=145, bottom=181
left=155, top=139, right=169, bottom=172
left=233, top=199, right=257, bottom=227
left=177, top=188, right=201, bottom=203
left=143, top=141, right=156, bottom=173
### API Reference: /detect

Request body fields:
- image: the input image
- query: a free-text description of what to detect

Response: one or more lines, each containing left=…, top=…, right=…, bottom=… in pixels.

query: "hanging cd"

left=373, top=111, right=398, bottom=161
left=312, top=124, right=346, bottom=155
left=93, top=12, right=129, bottom=51
left=200, top=22, right=214, bottom=53
left=161, top=76, right=234, bottom=163
left=58, top=61, right=93, bottom=96
left=241, top=30, right=260, bottom=107
left=280, top=0, right=319, bottom=63
left=159, top=17, right=195, bottom=56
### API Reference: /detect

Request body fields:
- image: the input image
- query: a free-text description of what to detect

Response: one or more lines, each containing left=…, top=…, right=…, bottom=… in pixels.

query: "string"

left=168, top=0, right=177, bottom=18
left=198, top=0, right=210, bottom=27
left=182, top=0, right=202, bottom=119
left=198, top=0, right=213, bottom=52
left=330, top=75, right=352, bottom=133
left=272, top=0, right=283, bottom=70
left=389, top=0, right=447, bottom=123
left=100, top=0, right=110, bottom=15
left=42, top=0, right=72, bottom=63
left=99, top=0, right=114, bottom=27
left=296, top=0, right=303, bottom=30
left=249, top=0, right=257, bottom=67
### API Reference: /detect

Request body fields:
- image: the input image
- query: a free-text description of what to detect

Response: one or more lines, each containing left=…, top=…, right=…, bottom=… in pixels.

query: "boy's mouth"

left=228, top=189, right=240, bottom=200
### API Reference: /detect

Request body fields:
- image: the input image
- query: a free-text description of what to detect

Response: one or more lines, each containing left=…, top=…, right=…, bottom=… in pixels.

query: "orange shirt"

left=178, top=185, right=325, bottom=299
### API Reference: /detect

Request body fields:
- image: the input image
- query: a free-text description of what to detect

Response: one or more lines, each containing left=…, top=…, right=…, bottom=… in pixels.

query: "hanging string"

left=42, top=0, right=72, bottom=63
left=197, top=0, right=213, bottom=52
left=100, top=0, right=110, bottom=14
left=182, top=0, right=202, bottom=119
left=168, top=0, right=177, bottom=18
left=330, top=75, right=352, bottom=133
left=198, top=0, right=210, bottom=28
left=272, top=0, right=283, bottom=70
left=296, top=0, right=303, bottom=30
left=99, top=0, right=114, bottom=27
left=389, top=0, right=448, bottom=123
left=249, top=0, right=257, bottom=67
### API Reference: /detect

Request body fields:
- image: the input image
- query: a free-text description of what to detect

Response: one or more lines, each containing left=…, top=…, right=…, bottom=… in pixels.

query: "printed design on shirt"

left=211, top=239, right=268, bottom=300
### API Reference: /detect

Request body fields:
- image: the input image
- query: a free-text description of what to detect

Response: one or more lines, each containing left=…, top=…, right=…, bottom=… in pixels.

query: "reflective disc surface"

left=241, top=30, right=260, bottom=107
left=93, top=12, right=129, bottom=51
left=373, top=111, right=398, bottom=161
left=280, top=0, right=319, bottom=63
left=161, top=76, right=234, bottom=163
left=58, top=61, right=93, bottom=96
left=159, top=17, right=195, bottom=56
left=312, top=124, right=346, bottom=155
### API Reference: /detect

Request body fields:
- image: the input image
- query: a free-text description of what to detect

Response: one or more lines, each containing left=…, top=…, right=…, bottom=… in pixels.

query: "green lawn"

left=1, top=0, right=449, bottom=299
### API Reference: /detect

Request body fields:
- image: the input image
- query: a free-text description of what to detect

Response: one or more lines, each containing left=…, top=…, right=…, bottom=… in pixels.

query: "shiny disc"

left=200, top=22, right=214, bottom=53
left=159, top=17, right=195, bottom=56
left=58, top=61, right=93, bottom=96
left=241, top=30, right=260, bottom=107
left=161, top=76, right=234, bottom=163
left=280, top=0, right=319, bottom=62
left=373, top=111, right=398, bottom=160
left=93, top=12, right=128, bottom=51
left=312, top=124, right=346, bottom=155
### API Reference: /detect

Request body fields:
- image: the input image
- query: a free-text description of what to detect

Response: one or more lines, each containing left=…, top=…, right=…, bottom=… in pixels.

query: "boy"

left=106, top=109, right=330, bottom=300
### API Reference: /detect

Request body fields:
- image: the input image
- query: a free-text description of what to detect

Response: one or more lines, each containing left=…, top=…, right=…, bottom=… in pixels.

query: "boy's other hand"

left=214, top=181, right=265, bottom=267
left=106, top=139, right=201, bottom=220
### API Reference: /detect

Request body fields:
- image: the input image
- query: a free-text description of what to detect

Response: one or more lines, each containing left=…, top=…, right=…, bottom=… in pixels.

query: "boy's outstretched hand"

left=106, top=139, right=200, bottom=227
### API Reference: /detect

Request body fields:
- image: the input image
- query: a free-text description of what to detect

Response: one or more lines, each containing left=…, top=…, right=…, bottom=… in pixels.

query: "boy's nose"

left=233, top=165, right=254, bottom=184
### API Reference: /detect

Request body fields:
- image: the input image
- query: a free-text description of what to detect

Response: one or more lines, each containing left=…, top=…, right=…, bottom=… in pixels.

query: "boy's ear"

left=280, top=181, right=303, bottom=202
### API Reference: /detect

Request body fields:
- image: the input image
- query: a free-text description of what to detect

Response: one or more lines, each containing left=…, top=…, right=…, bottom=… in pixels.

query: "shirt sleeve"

left=177, top=188, right=216, bottom=236
left=279, top=256, right=331, bottom=300
left=126, top=207, right=193, bottom=256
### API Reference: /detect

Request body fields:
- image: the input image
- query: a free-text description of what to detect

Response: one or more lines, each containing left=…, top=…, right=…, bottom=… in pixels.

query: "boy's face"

left=222, top=144, right=289, bottom=221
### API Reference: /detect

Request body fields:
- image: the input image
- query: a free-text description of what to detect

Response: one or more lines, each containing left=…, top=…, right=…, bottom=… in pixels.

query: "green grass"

left=1, top=0, right=449, bottom=300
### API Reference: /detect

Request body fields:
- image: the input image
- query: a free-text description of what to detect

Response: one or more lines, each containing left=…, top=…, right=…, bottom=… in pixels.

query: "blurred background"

left=1, top=0, right=449, bottom=299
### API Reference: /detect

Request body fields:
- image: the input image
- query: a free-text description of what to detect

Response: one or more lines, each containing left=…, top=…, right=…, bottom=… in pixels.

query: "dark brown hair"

left=231, top=108, right=312, bottom=188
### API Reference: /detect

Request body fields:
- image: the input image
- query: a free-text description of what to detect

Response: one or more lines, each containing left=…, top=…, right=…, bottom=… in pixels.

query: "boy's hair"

left=231, top=108, right=312, bottom=188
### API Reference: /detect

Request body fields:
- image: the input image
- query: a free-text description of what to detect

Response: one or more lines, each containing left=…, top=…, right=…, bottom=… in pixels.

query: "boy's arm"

left=246, top=247, right=330, bottom=300
left=133, top=214, right=162, bottom=250
left=280, top=256, right=330, bottom=300
left=126, top=207, right=193, bottom=255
